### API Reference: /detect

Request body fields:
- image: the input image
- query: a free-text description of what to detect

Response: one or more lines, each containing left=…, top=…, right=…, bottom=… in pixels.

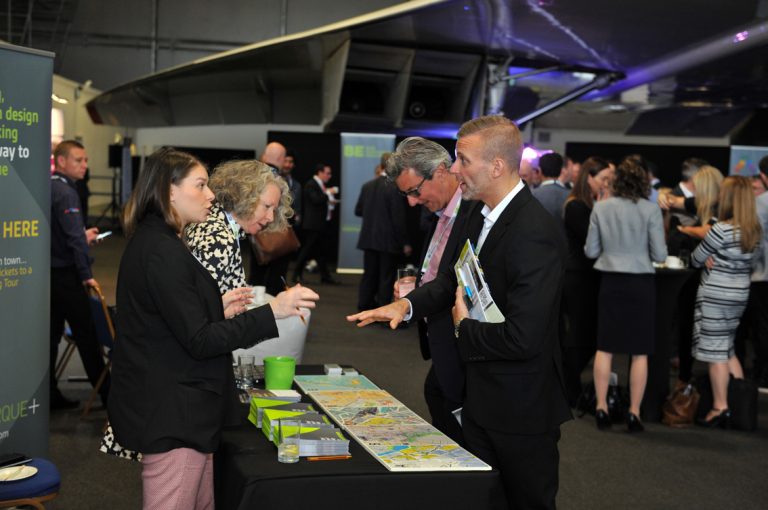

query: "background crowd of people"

left=48, top=126, right=768, bottom=509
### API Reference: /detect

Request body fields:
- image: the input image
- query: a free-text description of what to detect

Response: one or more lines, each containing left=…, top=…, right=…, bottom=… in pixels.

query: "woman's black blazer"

left=108, top=214, right=279, bottom=454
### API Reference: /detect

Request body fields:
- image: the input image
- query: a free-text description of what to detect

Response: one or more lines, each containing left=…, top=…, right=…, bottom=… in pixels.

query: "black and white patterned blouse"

left=185, top=202, right=247, bottom=294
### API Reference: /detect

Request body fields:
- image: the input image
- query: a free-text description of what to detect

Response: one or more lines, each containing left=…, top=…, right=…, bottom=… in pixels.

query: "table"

left=214, top=366, right=502, bottom=510
left=641, top=268, right=698, bottom=421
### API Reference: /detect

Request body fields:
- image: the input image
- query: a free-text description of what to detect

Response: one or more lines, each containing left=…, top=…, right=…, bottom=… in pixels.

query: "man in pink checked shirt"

left=384, top=136, right=476, bottom=445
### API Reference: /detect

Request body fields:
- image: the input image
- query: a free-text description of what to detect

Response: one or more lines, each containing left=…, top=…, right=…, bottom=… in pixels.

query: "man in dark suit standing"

left=293, top=163, right=339, bottom=284
left=349, top=116, right=571, bottom=510
left=386, top=137, right=473, bottom=444
left=355, top=153, right=411, bottom=310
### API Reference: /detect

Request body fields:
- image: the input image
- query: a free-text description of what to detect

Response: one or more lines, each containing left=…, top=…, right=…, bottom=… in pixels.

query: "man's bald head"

left=261, top=142, right=287, bottom=169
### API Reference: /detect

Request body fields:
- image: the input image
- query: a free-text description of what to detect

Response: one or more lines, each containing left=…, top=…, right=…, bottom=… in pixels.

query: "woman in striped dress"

left=692, top=176, right=762, bottom=427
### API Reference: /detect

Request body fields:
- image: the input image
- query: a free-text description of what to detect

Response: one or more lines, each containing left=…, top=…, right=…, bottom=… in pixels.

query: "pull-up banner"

left=337, top=133, right=395, bottom=272
left=0, top=42, right=54, bottom=457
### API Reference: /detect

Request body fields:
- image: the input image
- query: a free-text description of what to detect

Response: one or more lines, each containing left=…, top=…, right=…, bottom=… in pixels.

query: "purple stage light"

left=522, top=146, right=539, bottom=161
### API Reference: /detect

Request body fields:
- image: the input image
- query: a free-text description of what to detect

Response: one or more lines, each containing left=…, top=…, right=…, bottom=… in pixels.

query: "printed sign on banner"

left=337, top=133, right=395, bottom=272
left=0, top=42, right=54, bottom=457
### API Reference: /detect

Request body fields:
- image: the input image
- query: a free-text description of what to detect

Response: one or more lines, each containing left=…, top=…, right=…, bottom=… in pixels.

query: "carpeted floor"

left=48, top=233, right=768, bottom=509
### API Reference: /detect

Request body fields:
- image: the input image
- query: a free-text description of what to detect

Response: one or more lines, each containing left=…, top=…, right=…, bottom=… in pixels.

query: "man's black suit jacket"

left=408, top=185, right=572, bottom=434
left=415, top=198, right=475, bottom=406
left=302, top=178, right=329, bottom=232
left=355, top=176, right=408, bottom=255
left=108, top=214, right=279, bottom=454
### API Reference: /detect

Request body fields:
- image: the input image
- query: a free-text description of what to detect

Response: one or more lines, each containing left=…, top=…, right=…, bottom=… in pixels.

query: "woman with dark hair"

left=560, top=157, right=611, bottom=406
left=585, top=159, right=667, bottom=432
left=109, top=148, right=319, bottom=509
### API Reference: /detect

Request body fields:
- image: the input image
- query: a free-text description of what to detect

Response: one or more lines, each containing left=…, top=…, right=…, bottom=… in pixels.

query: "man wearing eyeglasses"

left=350, top=118, right=571, bottom=510
left=384, top=136, right=476, bottom=445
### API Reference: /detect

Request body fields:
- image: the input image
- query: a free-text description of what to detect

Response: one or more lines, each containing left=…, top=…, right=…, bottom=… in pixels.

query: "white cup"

left=665, top=256, right=683, bottom=269
left=252, top=286, right=266, bottom=305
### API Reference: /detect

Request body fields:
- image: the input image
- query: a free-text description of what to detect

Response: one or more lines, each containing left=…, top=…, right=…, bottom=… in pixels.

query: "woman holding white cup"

left=185, top=159, right=303, bottom=317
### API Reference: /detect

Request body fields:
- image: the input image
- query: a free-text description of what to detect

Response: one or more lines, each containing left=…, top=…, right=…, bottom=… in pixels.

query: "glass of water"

left=277, top=418, right=301, bottom=463
left=233, top=359, right=241, bottom=387
left=396, top=267, right=417, bottom=298
left=239, top=355, right=256, bottom=389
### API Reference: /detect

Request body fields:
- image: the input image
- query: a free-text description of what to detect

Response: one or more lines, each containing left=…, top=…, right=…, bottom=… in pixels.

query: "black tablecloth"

left=641, top=268, right=698, bottom=421
left=214, top=366, right=501, bottom=510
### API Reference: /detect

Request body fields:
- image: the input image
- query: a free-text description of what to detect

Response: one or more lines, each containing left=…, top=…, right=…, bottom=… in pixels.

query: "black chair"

left=81, top=282, right=116, bottom=418
left=54, top=324, right=76, bottom=382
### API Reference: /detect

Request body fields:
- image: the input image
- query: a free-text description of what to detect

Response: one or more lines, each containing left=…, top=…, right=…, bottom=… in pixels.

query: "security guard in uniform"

left=50, top=140, right=110, bottom=409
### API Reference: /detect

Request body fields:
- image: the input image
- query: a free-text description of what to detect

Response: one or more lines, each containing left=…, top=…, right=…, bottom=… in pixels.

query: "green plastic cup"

left=263, top=356, right=296, bottom=390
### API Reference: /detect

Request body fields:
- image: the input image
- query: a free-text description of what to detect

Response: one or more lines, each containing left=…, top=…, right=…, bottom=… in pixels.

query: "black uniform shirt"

left=51, top=171, right=92, bottom=280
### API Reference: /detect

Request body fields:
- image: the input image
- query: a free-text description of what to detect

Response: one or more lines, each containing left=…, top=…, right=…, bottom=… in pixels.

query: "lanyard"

left=420, top=199, right=462, bottom=274
left=223, top=210, right=241, bottom=238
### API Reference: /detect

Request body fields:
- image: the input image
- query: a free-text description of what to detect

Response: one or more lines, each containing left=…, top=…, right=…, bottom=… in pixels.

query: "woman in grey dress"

left=585, top=159, right=667, bottom=432
left=692, top=176, right=762, bottom=427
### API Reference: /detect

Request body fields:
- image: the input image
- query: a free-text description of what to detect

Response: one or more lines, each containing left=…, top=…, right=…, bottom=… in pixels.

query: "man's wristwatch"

left=454, top=318, right=464, bottom=339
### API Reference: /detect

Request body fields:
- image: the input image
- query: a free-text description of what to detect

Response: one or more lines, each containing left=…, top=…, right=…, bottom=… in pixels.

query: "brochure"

left=454, top=240, right=504, bottom=323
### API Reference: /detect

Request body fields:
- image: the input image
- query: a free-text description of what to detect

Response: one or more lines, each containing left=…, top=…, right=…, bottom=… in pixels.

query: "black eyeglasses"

left=399, top=176, right=428, bottom=198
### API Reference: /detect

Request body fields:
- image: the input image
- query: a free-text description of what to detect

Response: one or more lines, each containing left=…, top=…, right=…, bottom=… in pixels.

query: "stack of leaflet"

left=248, top=388, right=302, bottom=401
left=271, top=422, right=350, bottom=457
left=241, top=387, right=302, bottom=405
left=244, top=386, right=349, bottom=457
left=248, top=401, right=316, bottom=428
left=260, top=408, right=334, bottom=441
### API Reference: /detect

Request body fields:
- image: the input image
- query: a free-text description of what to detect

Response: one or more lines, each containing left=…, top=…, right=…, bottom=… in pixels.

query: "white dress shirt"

left=476, top=179, right=525, bottom=252
left=403, top=178, right=525, bottom=320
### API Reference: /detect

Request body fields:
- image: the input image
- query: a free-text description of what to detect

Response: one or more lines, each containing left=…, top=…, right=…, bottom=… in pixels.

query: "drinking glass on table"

left=277, top=418, right=301, bottom=463
left=239, top=355, right=256, bottom=389
left=396, top=268, right=417, bottom=299
left=232, top=359, right=241, bottom=387
left=678, top=249, right=690, bottom=269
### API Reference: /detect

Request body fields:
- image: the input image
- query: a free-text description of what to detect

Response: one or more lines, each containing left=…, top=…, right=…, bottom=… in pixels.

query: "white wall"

left=52, top=75, right=136, bottom=211
left=135, top=123, right=323, bottom=157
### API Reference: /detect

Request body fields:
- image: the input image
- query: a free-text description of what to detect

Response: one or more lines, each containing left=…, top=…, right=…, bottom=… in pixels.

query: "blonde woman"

left=676, top=165, right=724, bottom=240
left=692, top=176, right=762, bottom=427
left=658, top=166, right=725, bottom=386
left=185, top=160, right=293, bottom=299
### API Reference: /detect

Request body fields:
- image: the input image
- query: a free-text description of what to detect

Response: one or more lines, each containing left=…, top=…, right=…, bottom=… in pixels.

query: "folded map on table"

left=293, top=374, right=379, bottom=393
